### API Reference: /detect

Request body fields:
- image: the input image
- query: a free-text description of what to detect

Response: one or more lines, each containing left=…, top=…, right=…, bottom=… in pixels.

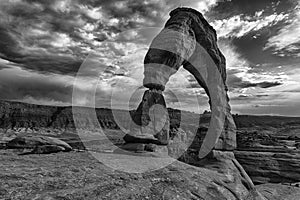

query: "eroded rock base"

left=119, top=143, right=169, bottom=157
left=122, top=89, right=170, bottom=156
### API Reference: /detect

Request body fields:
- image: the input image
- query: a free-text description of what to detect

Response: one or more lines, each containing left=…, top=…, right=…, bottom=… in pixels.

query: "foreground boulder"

left=7, top=135, right=72, bottom=153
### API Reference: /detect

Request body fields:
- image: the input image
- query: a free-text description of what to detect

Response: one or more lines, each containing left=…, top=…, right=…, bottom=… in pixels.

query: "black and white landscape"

left=0, top=0, right=300, bottom=199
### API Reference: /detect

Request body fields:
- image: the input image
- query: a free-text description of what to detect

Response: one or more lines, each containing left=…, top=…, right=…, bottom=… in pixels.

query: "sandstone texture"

left=166, top=115, right=300, bottom=185
left=124, top=89, right=170, bottom=146
left=122, top=7, right=237, bottom=156
left=0, top=150, right=263, bottom=200
left=257, top=183, right=300, bottom=200
left=234, top=117, right=300, bottom=185
left=235, top=151, right=300, bottom=185
left=143, top=7, right=236, bottom=155
left=2, top=149, right=300, bottom=200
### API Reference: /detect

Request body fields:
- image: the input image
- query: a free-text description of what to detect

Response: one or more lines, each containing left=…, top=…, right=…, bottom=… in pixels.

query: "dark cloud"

left=256, top=94, right=269, bottom=97
left=0, top=66, right=9, bottom=71
left=1, top=52, right=83, bottom=76
left=256, top=81, right=282, bottom=88
left=86, top=0, right=168, bottom=22
left=231, top=27, right=300, bottom=68
left=281, top=88, right=300, bottom=93
left=103, top=65, right=128, bottom=77
left=231, top=94, right=270, bottom=101
left=0, top=73, right=73, bottom=104
left=0, top=0, right=173, bottom=76
left=210, top=0, right=299, bottom=68
left=164, top=89, right=179, bottom=103
left=208, top=0, right=296, bottom=20
left=0, top=26, right=21, bottom=58
left=0, top=10, right=84, bottom=75
left=230, top=95, right=252, bottom=101
left=0, top=63, right=10, bottom=71
left=227, top=75, right=282, bottom=89
left=185, top=74, right=203, bottom=89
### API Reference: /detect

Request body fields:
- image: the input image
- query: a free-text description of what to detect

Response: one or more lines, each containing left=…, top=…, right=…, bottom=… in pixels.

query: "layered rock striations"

left=124, top=89, right=170, bottom=146
left=0, top=101, right=120, bottom=133
left=235, top=126, right=300, bottom=184
left=141, top=7, right=236, bottom=156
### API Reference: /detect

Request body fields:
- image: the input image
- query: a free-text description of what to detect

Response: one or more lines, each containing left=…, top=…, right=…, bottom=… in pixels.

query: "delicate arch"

left=143, top=7, right=236, bottom=158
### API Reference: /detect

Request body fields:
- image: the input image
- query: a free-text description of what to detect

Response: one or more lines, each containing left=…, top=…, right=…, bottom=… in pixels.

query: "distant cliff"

left=0, top=100, right=116, bottom=132
left=1, top=100, right=299, bottom=132
left=0, top=100, right=186, bottom=134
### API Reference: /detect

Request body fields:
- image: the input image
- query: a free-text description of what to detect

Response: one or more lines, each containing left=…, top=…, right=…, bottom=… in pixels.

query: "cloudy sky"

left=0, top=0, right=299, bottom=116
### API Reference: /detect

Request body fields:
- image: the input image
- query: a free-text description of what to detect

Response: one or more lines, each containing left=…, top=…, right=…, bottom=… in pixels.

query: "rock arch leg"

left=183, top=59, right=236, bottom=151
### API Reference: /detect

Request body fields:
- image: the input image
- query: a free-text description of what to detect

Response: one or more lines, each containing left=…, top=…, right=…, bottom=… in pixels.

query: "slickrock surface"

left=167, top=117, right=300, bottom=185
left=2, top=149, right=300, bottom=200
left=0, top=150, right=263, bottom=200
left=234, top=118, right=300, bottom=184
left=235, top=151, right=300, bottom=184
left=257, top=183, right=300, bottom=200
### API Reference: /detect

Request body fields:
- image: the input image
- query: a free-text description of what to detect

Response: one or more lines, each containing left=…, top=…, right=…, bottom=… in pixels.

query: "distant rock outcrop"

left=235, top=128, right=300, bottom=184
left=235, top=151, right=300, bottom=184
left=0, top=101, right=120, bottom=133
left=7, top=135, right=72, bottom=154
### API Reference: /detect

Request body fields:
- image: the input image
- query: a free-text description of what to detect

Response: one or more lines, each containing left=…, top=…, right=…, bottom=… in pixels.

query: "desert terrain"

left=0, top=100, right=300, bottom=199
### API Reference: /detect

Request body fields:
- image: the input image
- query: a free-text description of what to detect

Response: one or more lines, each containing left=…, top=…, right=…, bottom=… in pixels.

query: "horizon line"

left=1, top=99, right=300, bottom=118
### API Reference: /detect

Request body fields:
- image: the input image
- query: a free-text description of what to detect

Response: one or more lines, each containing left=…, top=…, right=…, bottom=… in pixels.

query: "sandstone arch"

left=124, top=7, right=236, bottom=158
